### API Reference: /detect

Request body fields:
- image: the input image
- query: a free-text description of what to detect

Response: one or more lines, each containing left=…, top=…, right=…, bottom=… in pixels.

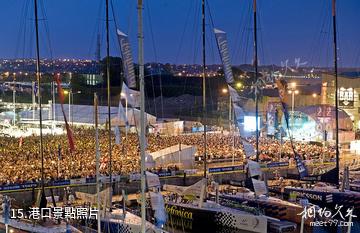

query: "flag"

left=214, top=28, right=234, bottom=84
left=121, top=82, right=140, bottom=108
left=252, top=179, right=268, bottom=196
left=233, top=103, right=244, bottom=125
left=275, top=78, right=308, bottom=177
left=33, top=82, right=38, bottom=96
left=2, top=196, right=10, bottom=224
left=117, top=29, right=137, bottom=88
left=115, top=125, right=121, bottom=145
left=228, top=85, right=242, bottom=103
left=247, top=160, right=262, bottom=177
left=146, top=172, right=161, bottom=188
left=242, top=140, right=256, bottom=158
left=117, top=98, right=128, bottom=125
left=275, top=79, right=290, bottom=129
left=100, top=157, right=108, bottom=170
left=294, top=153, right=308, bottom=178
left=55, top=75, right=75, bottom=153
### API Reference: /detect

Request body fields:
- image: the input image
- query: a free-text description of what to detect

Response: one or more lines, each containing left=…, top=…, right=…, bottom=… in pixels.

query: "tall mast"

left=137, top=0, right=146, bottom=232
left=201, top=0, right=207, bottom=178
left=94, top=93, right=101, bottom=233
left=34, top=0, right=45, bottom=192
left=253, top=0, right=259, bottom=161
left=105, top=0, right=113, bottom=209
left=332, top=0, right=339, bottom=182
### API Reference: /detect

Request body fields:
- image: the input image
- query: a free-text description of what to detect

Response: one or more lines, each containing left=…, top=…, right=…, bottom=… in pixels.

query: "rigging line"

left=110, top=0, right=119, bottom=29
left=242, top=3, right=252, bottom=65
left=191, top=2, right=201, bottom=64
left=39, top=0, right=54, bottom=60
left=232, top=1, right=248, bottom=64
left=177, top=1, right=199, bottom=118
left=320, top=9, right=330, bottom=68
left=174, top=0, right=194, bottom=64
left=144, top=3, right=157, bottom=117
left=15, top=0, right=27, bottom=59
left=126, top=0, right=136, bottom=37
left=308, top=0, right=327, bottom=67
left=22, top=0, right=30, bottom=62
left=87, top=0, right=103, bottom=60
left=257, top=2, right=267, bottom=67
left=146, top=1, right=164, bottom=119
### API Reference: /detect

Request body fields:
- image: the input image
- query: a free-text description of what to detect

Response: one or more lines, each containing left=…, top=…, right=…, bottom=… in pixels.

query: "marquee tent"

left=146, top=144, right=196, bottom=169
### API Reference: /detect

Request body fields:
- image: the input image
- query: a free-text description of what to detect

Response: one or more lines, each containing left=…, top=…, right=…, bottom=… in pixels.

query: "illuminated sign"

left=244, top=116, right=261, bottom=132
left=339, top=87, right=354, bottom=108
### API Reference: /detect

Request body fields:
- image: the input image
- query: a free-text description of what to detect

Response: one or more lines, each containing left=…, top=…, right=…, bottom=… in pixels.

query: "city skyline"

left=0, top=0, right=359, bottom=68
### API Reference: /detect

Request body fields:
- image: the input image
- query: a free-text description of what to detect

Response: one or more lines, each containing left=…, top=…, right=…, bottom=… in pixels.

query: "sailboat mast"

left=332, top=0, right=339, bottom=176
left=253, top=0, right=259, bottom=161
left=105, top=0, right=113, bottom=209
left=201, top=0, right=207, bottom=178
left=94, top=93, right=101, bottom=233
left=34, top=0, right=45, bottom=191
left=137, top=0, right=146, bottom=232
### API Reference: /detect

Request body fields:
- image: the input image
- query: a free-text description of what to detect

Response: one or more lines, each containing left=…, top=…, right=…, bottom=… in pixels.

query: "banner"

left=121, top=82, right=140, bottom=108
left=208, top=165, right=243, bottom=173
left=266, top=162, right=289, bottom=168
left=276, top=78, right=308, bottom=178
left=117, top=29, right=137, bottom=89
left=163, top=178, right=206, bottom=197
left=242, top=141, right=256, bottom=158
left=233, top=103, right=244, bottom=123
left=214, top=28, right=234, bottom=84
left=114, top=126, right=121, bottom=145
left=149, top=192, right=167, bottom=227
left=294, top=153, right=308, bottom=178
left=247, top=160, right=262, bottom=177
left=228, top=85, right=241, bottom=103
left=146, top=171, right=161, bottom=188
left=339, top=87, right=354, bottom=108
left=252, top=179, right=268, bottom=196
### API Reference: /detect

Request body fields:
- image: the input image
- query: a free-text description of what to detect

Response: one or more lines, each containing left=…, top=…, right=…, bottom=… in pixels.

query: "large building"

left=321, top=73, right=360, bottom=129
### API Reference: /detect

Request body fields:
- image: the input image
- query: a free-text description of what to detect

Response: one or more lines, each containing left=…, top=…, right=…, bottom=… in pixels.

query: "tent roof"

left=149, top=144, right=194, bottom=160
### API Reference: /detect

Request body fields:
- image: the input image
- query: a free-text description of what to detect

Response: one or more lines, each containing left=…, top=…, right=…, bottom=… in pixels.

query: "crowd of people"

left=0, top=128, right=335, bottom=185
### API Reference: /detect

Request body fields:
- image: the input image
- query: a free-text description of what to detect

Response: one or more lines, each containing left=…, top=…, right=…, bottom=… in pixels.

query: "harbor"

left=1, top=0, right=360, bottom=232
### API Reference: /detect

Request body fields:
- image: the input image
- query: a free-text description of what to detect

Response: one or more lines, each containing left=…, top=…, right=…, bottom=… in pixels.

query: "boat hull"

left=164, top=202, right=267, bottom=233
left=217, top=193, right=307, bottom=225
left=270, top=187, right=360, bottom=215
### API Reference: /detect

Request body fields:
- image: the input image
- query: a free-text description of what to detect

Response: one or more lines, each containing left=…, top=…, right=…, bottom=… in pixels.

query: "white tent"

left=148, top=144, right=196, bottom=169
left=19, top=103, right=156, bottom=126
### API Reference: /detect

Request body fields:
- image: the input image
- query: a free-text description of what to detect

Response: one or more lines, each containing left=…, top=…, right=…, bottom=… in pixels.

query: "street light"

left=222, top=88, right=228, bottom=94
left=236, top=82, right=243, bottom=89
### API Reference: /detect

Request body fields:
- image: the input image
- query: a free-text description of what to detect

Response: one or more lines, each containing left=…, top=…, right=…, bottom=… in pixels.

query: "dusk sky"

left=0, top=0, right=359, bottom=67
